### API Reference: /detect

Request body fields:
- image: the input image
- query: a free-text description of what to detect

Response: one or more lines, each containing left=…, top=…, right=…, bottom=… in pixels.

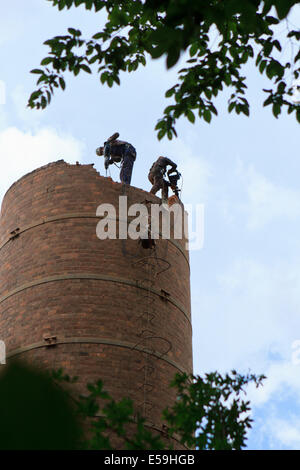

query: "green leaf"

left=80, top=64, right=92, bottom=73
left=186, top=110, right=195, bottom=123
left=259, top=60, right=267, bottom=74
left=165, top=87, right=175, bottom=98
left=37, top=75, right=47, bottom=85
left=266, top=60, right=284, bottom=79
left=46, top=90, right=51, bottom=104
left=92, top=32, right=103, bottom=40
left=263, top=41, right=273, bottom=56
left=166, top=48, right=180, bottom=69
left=241, top=104, right=249, bottom=116
left=203, top=109, right=212, bottom=123
left=31, top=69, right=44, bottom=74
left=266, top=15, right=280, bottom=25
left=275, top=0, right=295, bottom=19
left=68, top=27, right=77, bottom=35
left=189, top=43, right=198, bottom=57
left=58, top=0, right=66, bottom=11
left=150, top=45, right=165, bottom=59
left=59, top=77, right=66, bottom=90
left=155, top=121, right=164, bottom=130
left=277, top=81, right=286, bottom=94
left=205, top=88, right=212, bottom=99
left=41, top=57, right=53, bottom=66
left=157, top=129, right=166, bottom=140
left=256, top=54, right=262, bottom=66
left=68, top=27, right=81, bottom=36
left=164, top=105, right=175, bottom=114
left=41, top=96, right=47, bottom=108
left=272, top=102, right=281, bottom=118
left=273, top=40, right=282, bottom=52
left=100, top=72, right=107, bottom=84
left=29, top=90, right=42, bottom=101
left=89, top=55, right=99, bottom=64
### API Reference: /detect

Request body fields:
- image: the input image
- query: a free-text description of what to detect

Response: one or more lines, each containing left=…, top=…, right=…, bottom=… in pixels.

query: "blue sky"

left=1, top=1, right=300, bottom=450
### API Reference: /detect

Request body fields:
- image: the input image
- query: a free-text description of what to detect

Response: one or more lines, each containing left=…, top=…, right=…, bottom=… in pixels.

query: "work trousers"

left=105, top=142, right=136, bottom=185
left=120, top=154, right=135, bottom=185
left=148, top=172, right=169, bottom=200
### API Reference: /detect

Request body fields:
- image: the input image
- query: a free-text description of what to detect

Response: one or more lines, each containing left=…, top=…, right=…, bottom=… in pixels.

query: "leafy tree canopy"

left=0, top=362, right=265, bottom=449
left=52, top=368, right=266, bottom=450
left=164, top=370, right=265, bottom=450
left=28, top=0, right=300, bottom=139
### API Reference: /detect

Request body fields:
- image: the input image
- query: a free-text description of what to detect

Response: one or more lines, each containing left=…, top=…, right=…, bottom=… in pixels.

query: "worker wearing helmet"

left=148, top=156, right=177, bottom=201
left=96, top=132, right=136, bottom=185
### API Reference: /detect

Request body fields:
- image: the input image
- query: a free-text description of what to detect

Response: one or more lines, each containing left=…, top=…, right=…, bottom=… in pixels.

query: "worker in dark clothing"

left=148, top=156, right=177, bottom=201
left=96, top=132, right=136, bottom=185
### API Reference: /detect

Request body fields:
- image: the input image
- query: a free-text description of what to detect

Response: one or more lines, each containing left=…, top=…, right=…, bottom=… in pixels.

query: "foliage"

left=28, top=0, right=300, bottom=138
left=47, top=367, right=166, bottom=449
left=0, top=361, right=265, bottom=450
left=69, top=377, right=166, bottom=450
left=53, top=367, right=265, bottom=450
left=0, top=362, right=81, bottom=449
left=164, top=370, right=266, bottom=450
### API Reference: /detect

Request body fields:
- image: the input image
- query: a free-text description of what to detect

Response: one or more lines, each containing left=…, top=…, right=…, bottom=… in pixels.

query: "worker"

left=148, top=156, right=177, bottom=201
left=96, top=132, right=136, bottom=185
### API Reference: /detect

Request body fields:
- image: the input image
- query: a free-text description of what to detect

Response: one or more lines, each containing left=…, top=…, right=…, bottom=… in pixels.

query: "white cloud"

left=0, top=82, right=8, bottom=130
left=248, top=360, right=300, bottom=408
left=272, top=418, right=300, bottom=450
left=193, top=253, right=300, bottom=448
left=237, top=162, right=300, bottom=229
left=193, top=254, right=300, bottom=449
left=253, top=412, right=300, bottom=450
left=219, top=160, right=300, bottom=230
left=219, top=258, right=300, bottom=361
left=0, top=110, right=7, bottom=132
left=193, top=255, right=300, bottom=375
left=0, top=126, right=85, bottom=205
left=0, top=81, right=6, bottom=106
left=0, top=17, right=24, bottom=47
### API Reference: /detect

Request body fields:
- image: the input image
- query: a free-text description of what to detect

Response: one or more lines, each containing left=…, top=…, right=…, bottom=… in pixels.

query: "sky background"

left=1, top=0, right=300, bottom=450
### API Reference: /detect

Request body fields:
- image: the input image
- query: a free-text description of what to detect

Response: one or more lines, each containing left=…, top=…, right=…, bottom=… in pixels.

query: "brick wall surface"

left=0, top=161, right=193, bottom=449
